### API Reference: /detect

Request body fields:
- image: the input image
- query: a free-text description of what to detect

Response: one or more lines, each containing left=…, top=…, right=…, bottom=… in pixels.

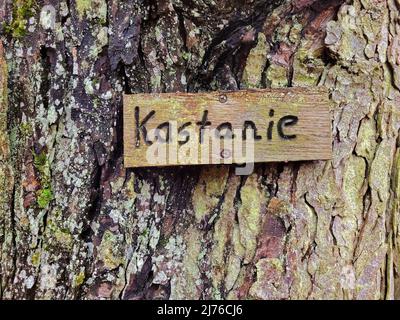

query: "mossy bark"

left=0, top=0, right=399, bottom=300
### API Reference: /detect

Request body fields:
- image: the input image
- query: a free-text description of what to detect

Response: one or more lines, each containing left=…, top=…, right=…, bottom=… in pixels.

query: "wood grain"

left=123, top=88, right=332, bottom=168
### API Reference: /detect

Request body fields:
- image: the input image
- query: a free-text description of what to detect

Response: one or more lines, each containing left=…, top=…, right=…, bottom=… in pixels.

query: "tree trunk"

left=1, top=0, right=399, bottom=300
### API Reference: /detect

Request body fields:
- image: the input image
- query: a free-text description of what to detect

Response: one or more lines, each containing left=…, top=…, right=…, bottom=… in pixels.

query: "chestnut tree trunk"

left=1, top=0, right=400, bottom=300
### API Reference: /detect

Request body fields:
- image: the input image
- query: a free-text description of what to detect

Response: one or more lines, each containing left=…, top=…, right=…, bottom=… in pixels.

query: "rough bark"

left=0, top=0, right=399, bottom=300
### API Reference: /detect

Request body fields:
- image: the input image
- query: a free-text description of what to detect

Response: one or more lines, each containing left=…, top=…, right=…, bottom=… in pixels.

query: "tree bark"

left=0, top=0, right=399, bottom=300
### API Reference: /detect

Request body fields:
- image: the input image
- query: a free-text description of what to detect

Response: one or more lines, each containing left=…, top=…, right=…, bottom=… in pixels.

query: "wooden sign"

left=123, top=88, right=332, bottom=168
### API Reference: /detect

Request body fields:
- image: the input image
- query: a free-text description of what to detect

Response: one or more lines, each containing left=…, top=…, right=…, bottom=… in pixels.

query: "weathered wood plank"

left=124, top=88, right=332, bottom=168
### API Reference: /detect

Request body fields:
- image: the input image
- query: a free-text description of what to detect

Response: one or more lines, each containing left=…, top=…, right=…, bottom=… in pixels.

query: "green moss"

left=370, top=141, right=392, bottom=205
left=0, top=49, right=8, bottom=160
left=182, top=51, right=191, bottom=61
left=37, top=188, right=53, bottom=209
left=76, top=0, right=107, bottom=24
left=242, top=33, right=268, bottom=88
left=45, top=218, right=73, bottom=249
left=343, top=155, right=366, bottom=216
left=237, top=174, right=262, bottom=263
left=266, top=64, right=288, bottom=88
left=172, top=227, right=202, bottom=299
left=192, top=166, right=229, bottom=223
left=0, top=51, right=7, bottom=115
left=33, top=150, right=53, bottom=209
left=31, top=251, right=40, bottom=267
left=73, top=272, right=86, bottom=287
left=355, top=119, right=377, bottom=163
left=3, top=0, right=37, bottom=38
left=33, top=150, right=47, bottom=167
left=292, top=46, right=325, bottom=86
left=20, top=122, right=33, bottom=137
left=125, top=175, right=136, bottom=199
left=76, top=0, right=92, bottom=17
left=269, top=258, right=284, bottom=272
left=98, top=230, right=124, bottom=269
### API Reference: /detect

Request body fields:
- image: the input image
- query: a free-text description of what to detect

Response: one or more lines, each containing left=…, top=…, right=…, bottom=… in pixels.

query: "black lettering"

left=135, top=106, right=155, bottom=147
left=242, top=121, right=262, bottom=140
left=216, top=122, right=234, bottom=139
left=277, top=115, right=298, bottom=140
left=156, top=122, right=171, bottom=143
left=196, top=110, right=212, bottom=143
left=178, top=122, right=192, bottom=145
left=267, top=121, right=274, bottom=140
left=267, top=110, right=275, bottom=140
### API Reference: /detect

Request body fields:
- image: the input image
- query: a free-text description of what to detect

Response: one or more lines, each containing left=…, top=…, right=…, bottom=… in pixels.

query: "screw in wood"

left=219, top=94, right=228, bottom=103
left=220, top=149, right=232, bottom=159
